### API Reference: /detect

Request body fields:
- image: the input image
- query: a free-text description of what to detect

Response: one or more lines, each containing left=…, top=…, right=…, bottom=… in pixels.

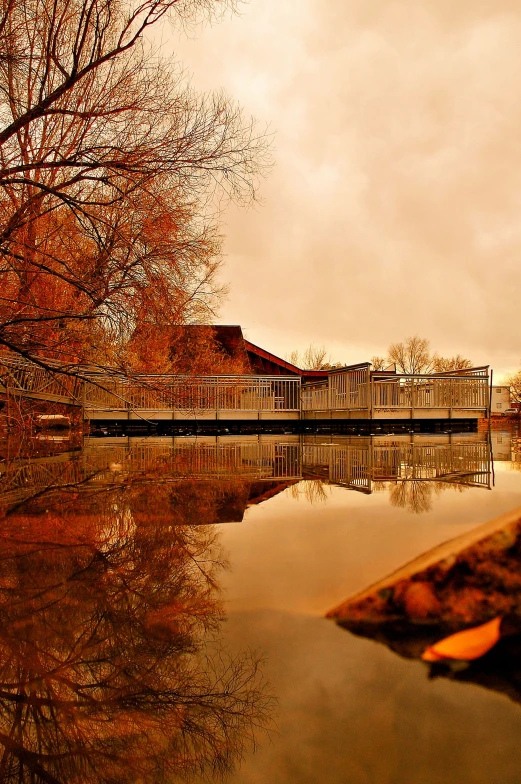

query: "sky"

left=165, top=0, right=521, bottom=381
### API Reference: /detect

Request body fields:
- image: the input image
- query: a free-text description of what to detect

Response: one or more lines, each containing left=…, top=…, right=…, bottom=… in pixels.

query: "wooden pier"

left=0, top=356, right=491, bottom=429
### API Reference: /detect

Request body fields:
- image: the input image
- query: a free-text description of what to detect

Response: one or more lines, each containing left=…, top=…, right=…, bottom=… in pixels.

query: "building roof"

left=170, top=325, right=329, bottom=382
left=244, top=339, right=328, bottom=383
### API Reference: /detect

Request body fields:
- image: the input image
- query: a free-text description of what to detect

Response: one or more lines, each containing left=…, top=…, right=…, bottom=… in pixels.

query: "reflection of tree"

left=290, top=479, right=329, bottom=505
left=511, top=435, right=521, bottom=472
left=0, top=493, right=272, bottom=783
left=388, top=480, right=469, bottom=514
left=389, top=480, right=434, bottom=514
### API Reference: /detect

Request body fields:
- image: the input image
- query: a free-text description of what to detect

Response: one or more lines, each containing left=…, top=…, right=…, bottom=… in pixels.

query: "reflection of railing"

left=82, top=439, right=302, bottom=481
left=0, top=439, right=302, bottom=512
left=0, top=435, right=494, bottom=514
left=302, top=436, right=492, bottom=492
left=0, top=454, right=85, bottom=511
left=83, top=375, right=301, bottom=413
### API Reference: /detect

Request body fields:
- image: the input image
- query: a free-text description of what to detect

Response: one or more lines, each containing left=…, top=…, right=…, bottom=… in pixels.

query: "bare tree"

left=303, top=344, right=329, bottom=369
left=286, top=349, right=300, bottom=367
left=287, top=344, right=340, bottom=370
left=0, top=0, right=269, bottom=365
left=385, top=337, right=473, bottom=375
left=507, top=368, right=521, bottom=406
left=431, top=354, right=474, bottom=372
left=388, top=336, right=432, bottom=374
left=371, top=356, right=387, bottom=371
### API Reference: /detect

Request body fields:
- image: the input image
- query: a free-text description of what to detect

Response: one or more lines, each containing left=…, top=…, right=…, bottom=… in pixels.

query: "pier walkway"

left=0, top=356, right=491, bottom=425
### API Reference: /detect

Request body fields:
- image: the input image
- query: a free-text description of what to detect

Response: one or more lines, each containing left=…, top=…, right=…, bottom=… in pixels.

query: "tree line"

left=371, top=335, right=474, bottom=374
left=287, top=336, right=474, bottom=374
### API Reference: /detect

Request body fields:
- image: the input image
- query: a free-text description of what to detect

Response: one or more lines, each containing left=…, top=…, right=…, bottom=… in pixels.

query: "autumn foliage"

left=0, top=0, right=268, bottom=367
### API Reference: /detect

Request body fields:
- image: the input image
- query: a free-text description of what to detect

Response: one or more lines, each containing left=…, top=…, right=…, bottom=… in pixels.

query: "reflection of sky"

left=222, top=611, right=521, bottom=784
left=218, top=469, right=521, bottom=615
left=216, top=453, right=521, bottom=784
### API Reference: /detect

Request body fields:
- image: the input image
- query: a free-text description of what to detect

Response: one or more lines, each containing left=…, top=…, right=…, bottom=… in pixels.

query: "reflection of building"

left=490, top=430, right=512, bottom=461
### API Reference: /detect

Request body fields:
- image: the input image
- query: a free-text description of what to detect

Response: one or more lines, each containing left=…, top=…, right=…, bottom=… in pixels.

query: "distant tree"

left=385, top=337, right=473, bottom=375
left=388, top=336, right=433, bottom=374
left=287, top=344, right=342, bottom=370
left=371, top=356, right=387, bottom=371
left=431, top=355, right=474, bottom=373
left=507, top=369, right=521, bottom=406
left=303, top=345, right=329, bottom=369
left=319, top=361, right=344, bottom=370
left=287, top=349, right=301, bottom=367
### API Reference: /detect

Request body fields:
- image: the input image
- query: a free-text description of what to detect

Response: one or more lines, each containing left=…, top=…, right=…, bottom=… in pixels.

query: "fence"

left=83, top=374, right=301, bottom=414
left=371, top=374, right=489, bottom=411
left=0, top=356, right=83, bottom=404
left=302, top=365, right=490, bottom=417
left=302, top=364, right=371, bottom=412
left=0, top=355, right=490, bottom=420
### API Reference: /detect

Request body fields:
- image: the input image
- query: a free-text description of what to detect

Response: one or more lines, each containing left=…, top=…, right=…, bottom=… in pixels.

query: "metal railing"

left=0, top=356, right=83, bottom=404
left=302, top=364, right=370, bottom=411
left=302, top=366, right=490, bottom=415
left=83, top=374, right=301, bottom=413
left=0, top=354, right=490, bottom=419
left=372, top=375, right=489, bottom=410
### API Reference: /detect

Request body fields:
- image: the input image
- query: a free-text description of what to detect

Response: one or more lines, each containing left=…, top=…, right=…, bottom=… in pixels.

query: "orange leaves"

left=421, top=616, right=503, bottom=662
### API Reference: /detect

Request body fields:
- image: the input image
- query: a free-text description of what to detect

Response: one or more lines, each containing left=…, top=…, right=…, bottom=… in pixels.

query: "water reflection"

left=0, top=430, right=520, bottom=782
left=0, top=433, right=495, bottom=518
left=0, top=484, right=272, bottom=782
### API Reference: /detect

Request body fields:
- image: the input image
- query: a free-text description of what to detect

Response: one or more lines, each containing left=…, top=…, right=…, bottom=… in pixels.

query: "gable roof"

left=244, top=339, right=328, bottom=383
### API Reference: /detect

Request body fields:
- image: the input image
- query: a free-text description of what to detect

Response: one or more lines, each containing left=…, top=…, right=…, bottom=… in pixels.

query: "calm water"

left=1, top=428, right=521, bottom=783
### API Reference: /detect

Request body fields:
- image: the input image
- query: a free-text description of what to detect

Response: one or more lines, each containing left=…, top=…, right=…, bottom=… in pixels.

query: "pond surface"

left=0, top=427, right=521, bottom=783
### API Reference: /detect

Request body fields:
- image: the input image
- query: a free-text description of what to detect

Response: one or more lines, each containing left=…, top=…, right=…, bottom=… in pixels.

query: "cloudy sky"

left=168, top=0, right=521, bottom=380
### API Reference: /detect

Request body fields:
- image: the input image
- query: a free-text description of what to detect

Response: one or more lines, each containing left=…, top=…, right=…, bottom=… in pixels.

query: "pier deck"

left=0, top=357, right=491, bottom=428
